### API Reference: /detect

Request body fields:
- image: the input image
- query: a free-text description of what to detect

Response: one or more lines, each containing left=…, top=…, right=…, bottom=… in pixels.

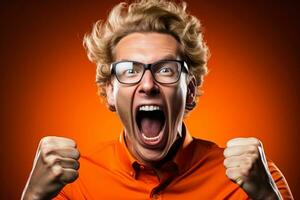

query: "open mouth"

left=136, top=105, right=166, bottom=147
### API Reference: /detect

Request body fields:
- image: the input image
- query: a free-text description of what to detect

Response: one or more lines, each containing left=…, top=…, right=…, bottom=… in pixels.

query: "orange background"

left=0, top=0, right=299, bottom=199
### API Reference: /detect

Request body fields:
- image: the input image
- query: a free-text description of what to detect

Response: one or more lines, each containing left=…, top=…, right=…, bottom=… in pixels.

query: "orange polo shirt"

left=54, top=127, right=293, bottom=200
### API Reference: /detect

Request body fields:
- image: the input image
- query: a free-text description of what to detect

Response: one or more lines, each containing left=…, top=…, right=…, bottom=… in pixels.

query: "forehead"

left=114, top=32, right=180, bottom=63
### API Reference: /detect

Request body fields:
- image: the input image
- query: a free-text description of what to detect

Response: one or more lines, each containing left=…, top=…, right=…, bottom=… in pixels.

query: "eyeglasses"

left=110, top=60, right=189, bottom=84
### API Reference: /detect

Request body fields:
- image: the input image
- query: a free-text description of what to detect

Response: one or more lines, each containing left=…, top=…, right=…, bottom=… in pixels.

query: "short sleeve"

left=268, top=161, right=294, bottom=200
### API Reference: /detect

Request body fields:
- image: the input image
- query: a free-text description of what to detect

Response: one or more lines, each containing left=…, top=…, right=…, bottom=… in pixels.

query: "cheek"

left=114, top=85, right=135, bottom=130
left=175, top=79, right=188, bottom=108
left=174, top=88, right=186, bottom=115
left=113, top=81, right=133, bottom=109
left=166, top=81, right=187, bottom=119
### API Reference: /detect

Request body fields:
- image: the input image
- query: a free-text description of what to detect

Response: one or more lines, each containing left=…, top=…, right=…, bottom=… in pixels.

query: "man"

left=22, top=0, right=293, bottom=199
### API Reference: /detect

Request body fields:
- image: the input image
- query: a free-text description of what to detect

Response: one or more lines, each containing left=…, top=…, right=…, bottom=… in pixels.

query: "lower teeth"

left=142, top=133, right=160, bottom=141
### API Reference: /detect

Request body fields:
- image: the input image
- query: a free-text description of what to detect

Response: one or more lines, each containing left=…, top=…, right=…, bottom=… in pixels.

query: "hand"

left=223, top=137, right=282, bottom=200
left=22, top=136, right=80, bottom=200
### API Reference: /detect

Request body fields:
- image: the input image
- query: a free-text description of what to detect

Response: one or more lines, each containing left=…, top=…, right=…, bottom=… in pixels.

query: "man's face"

left=106, top=33, right=191, bottom=163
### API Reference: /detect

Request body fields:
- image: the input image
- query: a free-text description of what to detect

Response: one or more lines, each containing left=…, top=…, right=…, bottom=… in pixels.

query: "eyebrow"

left=159, top=54, right=178, bottom=60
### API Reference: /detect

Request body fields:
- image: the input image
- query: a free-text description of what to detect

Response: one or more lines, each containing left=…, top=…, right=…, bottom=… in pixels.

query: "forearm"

left=253, top=184, right=283, bottom=200
left=21, top=186, right=40, bottom=200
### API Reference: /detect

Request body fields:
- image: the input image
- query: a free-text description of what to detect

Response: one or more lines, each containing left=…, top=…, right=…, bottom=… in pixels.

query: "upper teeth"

left=139, top=105, right=161, bottom=111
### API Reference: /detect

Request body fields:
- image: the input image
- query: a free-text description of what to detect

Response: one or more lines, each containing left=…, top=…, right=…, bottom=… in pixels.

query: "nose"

left=138, top=70, right=160, bottom=96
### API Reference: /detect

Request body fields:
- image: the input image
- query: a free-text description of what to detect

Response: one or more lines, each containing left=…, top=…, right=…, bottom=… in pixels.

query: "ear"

left=105, top=82, right=116, bottom=112
left=186, top=75, right=196, bottom=111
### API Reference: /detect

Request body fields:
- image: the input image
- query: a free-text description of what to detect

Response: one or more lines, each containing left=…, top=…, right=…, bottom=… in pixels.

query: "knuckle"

left=225, top=169, right=230, bottom=177
left=248, top=145, right=257, bottom=153
left=43, top=155, right=52, bottom=165
left=46, top=156, right=61, bottom=167
left=245, top=156, right=252, bottom=164
left=241, top=168, right=249, bottom=176
left=244, top=162, right=252, bottom=171
left=40, top=137, right=49, bottom=145
left=227, top=170, right=238, bottom=180
left=40, top=136, right=54, bottom=146
left=51, top=165, right=63, bottom=178
left=74, top=161, right=80, bottom=170
left=64, top=170, right=79, bottom=183
left=253, top=151, right=260, bottom=160
left=65, top=138, right=76, bottom=147
left=223, top=148, right=229, bottom=157
left=223, top=158, right=229, bottom=167
left=243, top=157, right=254, bottom=169
left=252, top=153, right=259, bottom=161
left=70, top=140, right=77, bottom=147
left=255, top=138, right=262, bottom=146
left=226, top=140, right=233, bottom=147
left=73, top=149, right=80, bottom=160
left=225, top=168, right=234, bottom=177
left=250, top=137, right=260, bottom=146
left=71, top=171, right=79, bottom=182
left=40, top=146, right=53, bottom=158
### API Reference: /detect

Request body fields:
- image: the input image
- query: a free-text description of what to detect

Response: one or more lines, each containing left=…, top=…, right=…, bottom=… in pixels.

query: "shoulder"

left=193, top=137, right=221, bottom=149
left=192, top=137, right=224, bottom=159
left=179, top=137, right=225, bottom=173
left=82, top=140, right=118, bottom=157
left=79, top=139, right=120, bottom=169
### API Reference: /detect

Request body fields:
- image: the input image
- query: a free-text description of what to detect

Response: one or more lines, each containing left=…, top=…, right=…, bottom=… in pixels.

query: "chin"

left=132, top=126, right=180, bottom=164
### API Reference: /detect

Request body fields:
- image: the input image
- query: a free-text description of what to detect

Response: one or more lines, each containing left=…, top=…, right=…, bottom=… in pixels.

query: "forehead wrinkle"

left=117, top=54, right=180, bottom=64
left=114, top=33, right=180, bottom=63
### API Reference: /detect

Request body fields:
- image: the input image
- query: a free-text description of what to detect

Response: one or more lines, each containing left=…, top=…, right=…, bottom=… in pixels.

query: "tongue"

left=140, top=117, right=162, bottom=137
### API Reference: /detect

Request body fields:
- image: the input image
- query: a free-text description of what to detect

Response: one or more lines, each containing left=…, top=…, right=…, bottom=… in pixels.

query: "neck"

left=125, top=123, right=186, bottom=168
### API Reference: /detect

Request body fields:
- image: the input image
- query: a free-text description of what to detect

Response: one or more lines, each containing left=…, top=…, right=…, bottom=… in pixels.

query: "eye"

left=157, top=67, right=174, bottom=75
left=125, top=68, right=136, bottom=74
left=160, top=67, right=171, bottom=73
left=122, top=68, right=140, bottom=78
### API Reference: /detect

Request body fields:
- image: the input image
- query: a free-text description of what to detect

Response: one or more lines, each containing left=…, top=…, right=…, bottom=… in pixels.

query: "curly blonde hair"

left=83, top=0, right=209, bottom=101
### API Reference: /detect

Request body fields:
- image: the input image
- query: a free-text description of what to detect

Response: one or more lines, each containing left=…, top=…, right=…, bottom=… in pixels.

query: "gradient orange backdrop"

left=0, top=1, right=299, bottom=199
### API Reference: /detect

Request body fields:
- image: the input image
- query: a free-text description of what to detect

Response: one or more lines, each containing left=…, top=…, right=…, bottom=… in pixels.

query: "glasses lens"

left=152, top=61, right=181, bottom=83
left=115, top=61, right=143, bottom=84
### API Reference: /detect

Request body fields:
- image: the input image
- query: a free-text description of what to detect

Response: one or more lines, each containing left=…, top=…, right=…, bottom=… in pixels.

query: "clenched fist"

left=223, top=137, right=282, bottom=200
left=22, top=136, right=80, bottom=200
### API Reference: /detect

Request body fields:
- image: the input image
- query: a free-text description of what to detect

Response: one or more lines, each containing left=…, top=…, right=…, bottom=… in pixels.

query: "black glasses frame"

left=110, top=59, right=189, bottom=84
